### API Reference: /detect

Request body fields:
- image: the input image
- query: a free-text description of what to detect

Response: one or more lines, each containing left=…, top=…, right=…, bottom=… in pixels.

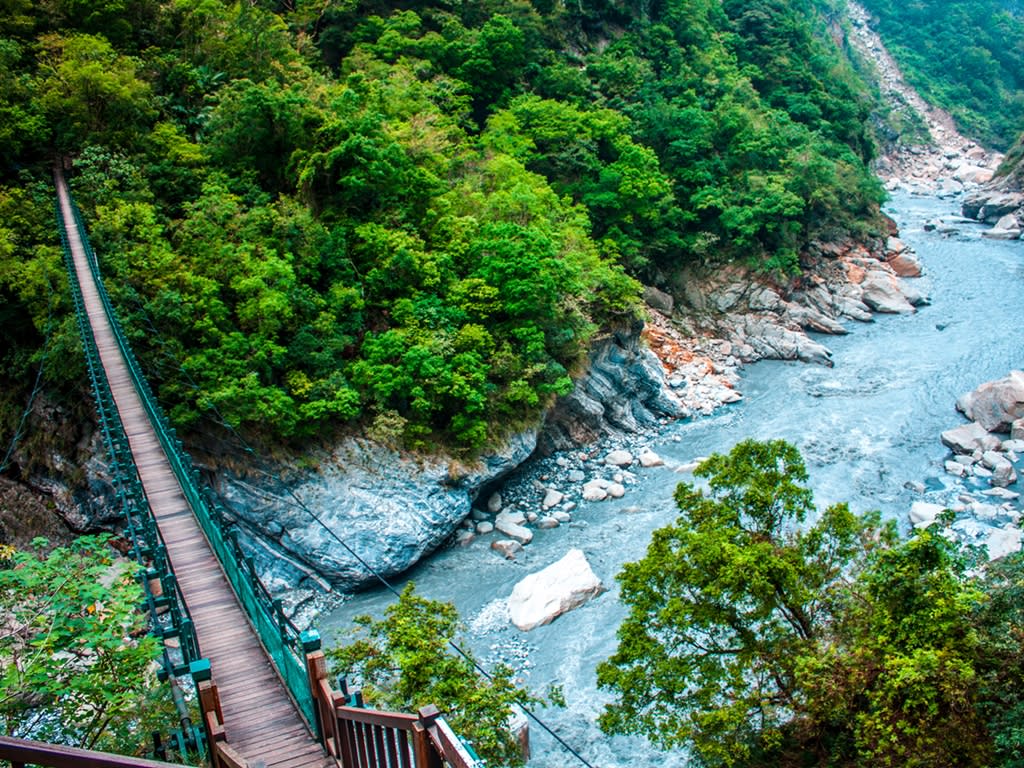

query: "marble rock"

left=542, top=488, right=565, bottom=509
left=638, top=448, right=665, bottom=468
left=984, top=526, right=1023, bottom=560
left=941, top=421, right=1002, bottom=455
left=507, top=549, right=605, bottom=631
left=1012, top=419, right=1024, bottom=441
left=582, top=479, right=610, bottom=502
left=909, top=502, right=945, bottom=529
left=859, top=270, right=915, bottom=314
left=604, top=450, right=634, bottom=467
left=495, top=514, right=533, bottom=545
left=491, top=540, right=523, bottom=559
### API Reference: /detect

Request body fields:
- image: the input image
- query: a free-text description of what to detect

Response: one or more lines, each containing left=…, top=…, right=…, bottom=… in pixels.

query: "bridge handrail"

left=62, top=185, right=319, bottom=730
left=55, top=192, right=202, bottom=675
left=0, top=735, right=186, bottom=768
left=305, top=650, right=485, bottom=768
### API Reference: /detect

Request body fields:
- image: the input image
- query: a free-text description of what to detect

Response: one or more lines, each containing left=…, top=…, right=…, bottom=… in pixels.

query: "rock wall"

left=537, top=318, right=687, bottom=453
left=1, top=395, right=119, bottom=547
left=216, top=431, right=538, bottom=601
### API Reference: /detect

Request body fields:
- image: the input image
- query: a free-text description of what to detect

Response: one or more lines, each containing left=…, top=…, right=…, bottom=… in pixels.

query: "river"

left=322, top=192, right=1024, bottom=767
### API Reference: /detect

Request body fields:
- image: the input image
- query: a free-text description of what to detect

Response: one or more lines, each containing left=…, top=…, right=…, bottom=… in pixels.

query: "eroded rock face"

left=538, top=318, right=687, bottom=453
left=507, top=548, right=605, bottom=631
left=219, top=432, right=537, bottom=592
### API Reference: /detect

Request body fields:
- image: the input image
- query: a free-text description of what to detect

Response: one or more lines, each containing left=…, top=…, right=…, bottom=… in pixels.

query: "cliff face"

left=537, top=319, right=687, bottom=454
left=0, top=395, right=121, bottom=548
left=217, top=431, right=536, bottom=603
left=213, top=319, right=686, bottom=604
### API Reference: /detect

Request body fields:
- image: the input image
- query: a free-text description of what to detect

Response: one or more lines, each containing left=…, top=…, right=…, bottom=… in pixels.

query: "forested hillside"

left=999, top=133, right=1024, bottom=184
left=858, top=0, right=1024, bottom=150
left=0, top=0, right=885, bottom=457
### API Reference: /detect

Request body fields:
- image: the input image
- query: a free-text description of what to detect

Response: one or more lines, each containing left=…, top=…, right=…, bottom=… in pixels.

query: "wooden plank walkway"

left=56, top=173, right=334, bottom=768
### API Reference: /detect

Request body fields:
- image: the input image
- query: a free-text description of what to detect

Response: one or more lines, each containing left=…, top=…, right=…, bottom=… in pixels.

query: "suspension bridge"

left=0, top=168, right=482, bottom=768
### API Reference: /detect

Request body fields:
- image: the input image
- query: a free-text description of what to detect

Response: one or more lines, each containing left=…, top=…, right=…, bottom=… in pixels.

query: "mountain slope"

left=856, top=0, right=1024, bottom=150
left=0, top=0, right=887, bottom=460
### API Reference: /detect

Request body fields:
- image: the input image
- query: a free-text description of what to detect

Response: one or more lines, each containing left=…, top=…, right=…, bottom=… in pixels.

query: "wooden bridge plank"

left=56, top=174, right=334, bottom=768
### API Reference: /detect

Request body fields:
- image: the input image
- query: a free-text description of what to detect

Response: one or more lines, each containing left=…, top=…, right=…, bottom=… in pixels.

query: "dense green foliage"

left=0, top=0, right=887, bottom=454
left=0, top=536, right=172, bottom=754
left=598, top=439, right=1024, bottom=767
left=997, top=132, right=1024, bottom=185
left=327, top=584, right=544, bottom=766
left=859, top=0, right=1024, bottom=150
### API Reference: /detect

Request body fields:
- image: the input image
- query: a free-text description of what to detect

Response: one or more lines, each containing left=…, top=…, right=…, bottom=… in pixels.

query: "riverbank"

left=322, top=189, right=1024, bottom=767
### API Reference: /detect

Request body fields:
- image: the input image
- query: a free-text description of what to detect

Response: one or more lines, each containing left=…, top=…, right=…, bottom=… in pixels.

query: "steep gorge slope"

left=856, top=0, right=1024, bottom=150
left=844, top=0, right=1004, bottom=190
left=0, top=0, right=903, bottom=588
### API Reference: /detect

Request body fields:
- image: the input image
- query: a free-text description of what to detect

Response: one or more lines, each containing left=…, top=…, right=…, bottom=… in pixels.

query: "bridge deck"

left=56, top=175, right=333, bottom=768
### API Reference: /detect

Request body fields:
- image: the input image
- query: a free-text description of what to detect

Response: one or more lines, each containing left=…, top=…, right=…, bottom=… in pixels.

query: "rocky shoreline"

left=908, top=372, right=1024, bottom=560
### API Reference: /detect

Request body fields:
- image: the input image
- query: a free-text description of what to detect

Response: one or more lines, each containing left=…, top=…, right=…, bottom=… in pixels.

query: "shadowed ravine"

left=324, top=191, right=1024, bottom=767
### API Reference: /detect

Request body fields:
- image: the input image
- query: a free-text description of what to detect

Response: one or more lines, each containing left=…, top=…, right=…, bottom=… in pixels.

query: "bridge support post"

left=412, top=707, right=443, bottom=768
left=305, top=648, right=335, bottom=755
left=191, top=660, right=228, bottom=765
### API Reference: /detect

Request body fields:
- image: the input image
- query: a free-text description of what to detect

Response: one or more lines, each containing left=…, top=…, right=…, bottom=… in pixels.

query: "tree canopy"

left=0, top=536, right=173, bottom=755
left=598, top=439, right=1024, bottom=767
left=0, top=0, right=892, bottom=456
left=326, top=584, right=546, bottom=767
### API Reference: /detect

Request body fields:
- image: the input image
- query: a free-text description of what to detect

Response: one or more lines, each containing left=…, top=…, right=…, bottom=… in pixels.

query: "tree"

left=597, top=439, right=883, bottom=765
left=34, top=33, right=155, bottom=153
left=969, top=551, right=1024, bottom=768
left=0, top=536, right=165, bottom=753
left=327, top=584, right=545, bottom=767
left=797, top=528, right=990, bottom=768
left=597, top=439, right=997, bottom=767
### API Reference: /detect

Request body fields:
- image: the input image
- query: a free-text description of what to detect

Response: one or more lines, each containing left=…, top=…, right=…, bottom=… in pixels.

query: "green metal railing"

left=57, top=181, right=320, bottom=732
left=56, top=195, right=201, bottom=677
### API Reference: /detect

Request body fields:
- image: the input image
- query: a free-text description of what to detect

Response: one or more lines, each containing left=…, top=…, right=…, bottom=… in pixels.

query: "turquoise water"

left=323, top=193, right=1024, bottom=767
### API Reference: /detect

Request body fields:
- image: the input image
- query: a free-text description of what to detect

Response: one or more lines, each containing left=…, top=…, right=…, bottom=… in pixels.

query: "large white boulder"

left=860, top=270, right=915, bottom=314
left=507, top=549, right=605, bottom=631
left=909, top=502, right=945, bottom=529
left=984, top=526, right=1023, bottom=560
